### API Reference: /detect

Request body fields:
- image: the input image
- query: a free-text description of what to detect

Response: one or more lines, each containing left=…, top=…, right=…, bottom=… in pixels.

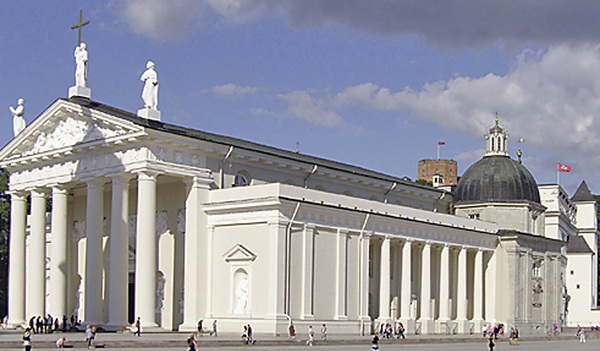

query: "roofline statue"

left=9, top=98, right=26, bottom=137
left=141, top=61, right=159, bottom=110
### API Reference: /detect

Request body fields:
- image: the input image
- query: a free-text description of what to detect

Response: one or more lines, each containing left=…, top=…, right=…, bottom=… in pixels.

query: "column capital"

left=134, top=170, right=161, bottom=180
left=182, top=175, right=212, bottom=190
left=50, top=186, right=69, bottom=195
left=107, top=172, right=135, bottom=184
left=84, top=177, right=107, bottom=188
left=7, top=190, right=28, bottom=199
left=29, top=188, right=48, bottom=197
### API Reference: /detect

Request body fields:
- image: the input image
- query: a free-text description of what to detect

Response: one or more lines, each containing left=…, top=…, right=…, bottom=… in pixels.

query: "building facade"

left=0, top=98, right=596, bottom=335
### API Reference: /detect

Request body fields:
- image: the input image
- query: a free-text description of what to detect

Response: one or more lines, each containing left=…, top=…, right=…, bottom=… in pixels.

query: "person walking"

left=488, top=333, right=496, bottom=351
left=247, top=324, right=254, bottom=344
left=371, top=333, right=380, bottom=351
left=187, top=333, right=197, bottom=351
left=210, top=320, right=217, bottom=337
left=306, top=325, right=314, bottom=346
left=289, top=322, right=296, bottom=339
left=85, top=325, right=95, bottom=349
left=134, top=317, right=141, bottom=336
left=320, top=324, right=327, bottom=340
left=23, top=327, right=32, bottom=351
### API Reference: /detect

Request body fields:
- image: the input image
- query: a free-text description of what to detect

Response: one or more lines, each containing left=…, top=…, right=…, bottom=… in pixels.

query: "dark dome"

left=456, top=155, right=540, bottom=204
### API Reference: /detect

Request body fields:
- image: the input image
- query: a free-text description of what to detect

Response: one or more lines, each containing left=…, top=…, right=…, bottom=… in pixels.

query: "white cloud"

left=277, top=91, right=344, bottom=128
left=272, top=45, right=600, bottom=176
left=117, top=0, right=203, bottom=41
left=204, top=84, right=260, bottom=97
left=205, top=0, right=282, bottom=23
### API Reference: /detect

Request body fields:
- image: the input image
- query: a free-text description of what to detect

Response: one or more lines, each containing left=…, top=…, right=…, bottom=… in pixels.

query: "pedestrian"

left=85, top=325, right=95, bottom=349
left=210, top=320, right=217, bottom=337
left=62, top=315, right=67, bottom=333
left=197, top=320, right=203, bottom=336
left=23, top=327, right=32, bottom=351
left=579, top=329, right=586, bottom=343
left=134, top=317, right=141, bottom=336
left=488, top=333, right=496, bottom=351
left=371, top=332, right=380, bottom=351
left=187, top=333, right=197, bottom=351
left=306, top=325, right=314, bottom=346
left=55, top=337, right=65, bottom=348
left=241, top=325, right=248, bottom=344
left=397, top=322, right=405, bottom=339
left=247, top=324, right=254, bottom=344
left=321, top=323, right=327, bottom=340
left=288, top=322, right=296, bottom=339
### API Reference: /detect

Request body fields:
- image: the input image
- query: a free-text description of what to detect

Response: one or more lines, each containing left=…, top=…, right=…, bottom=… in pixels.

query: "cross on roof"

left=71, top=9, right=90, bottom=46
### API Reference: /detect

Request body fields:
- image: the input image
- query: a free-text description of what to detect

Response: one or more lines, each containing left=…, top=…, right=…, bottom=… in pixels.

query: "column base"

left=436, top=319, right=451, bottom=334
left=417, top=318, right=435, bottom=335
left=471, top=319, right=485, bottom=335
left=105, top=322, right=129, bottom=332
left=300, top=314, right=314, bottom=320
left=456, top=319, right=471, bottom=334
left=7, top=320, right=27, bottom=330
left=334, top=315, right=348, bottom=321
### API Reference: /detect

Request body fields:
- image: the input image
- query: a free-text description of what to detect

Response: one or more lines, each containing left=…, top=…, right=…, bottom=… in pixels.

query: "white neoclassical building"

left=0, top=94, right=597, bottom=335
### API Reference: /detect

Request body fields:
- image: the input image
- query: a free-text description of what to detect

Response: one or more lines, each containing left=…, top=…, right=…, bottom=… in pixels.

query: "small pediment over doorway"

left=223, top=244, right=257, bottom=263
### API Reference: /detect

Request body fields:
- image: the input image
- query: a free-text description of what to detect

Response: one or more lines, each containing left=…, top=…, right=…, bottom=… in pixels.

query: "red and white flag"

left=438, top=141, right=445, bottom=145
left=558, top=162, right=571, bottom=172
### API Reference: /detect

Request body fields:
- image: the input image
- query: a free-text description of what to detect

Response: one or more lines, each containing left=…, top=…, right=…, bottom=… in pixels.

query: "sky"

left=2, top=1, right=600, bottom=195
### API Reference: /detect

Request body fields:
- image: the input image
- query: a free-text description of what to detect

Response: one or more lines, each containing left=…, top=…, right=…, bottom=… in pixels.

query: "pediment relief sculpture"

left=224, top=244, right=257, bottom=263
left=25, top=116, right=127, bottom=156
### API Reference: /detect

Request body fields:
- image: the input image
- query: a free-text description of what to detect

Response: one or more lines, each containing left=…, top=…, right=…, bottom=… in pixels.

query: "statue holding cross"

left=71, top=10, right=89, bottom=87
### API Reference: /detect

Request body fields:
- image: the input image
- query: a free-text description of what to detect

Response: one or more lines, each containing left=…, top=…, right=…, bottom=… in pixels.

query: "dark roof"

left=567, top=236, right=593, bottom=254
left=455, top=155, right=540, bottom=204
left=65, top=97, right=443, bottom=194
left=571, top=180, right=595, bottom=202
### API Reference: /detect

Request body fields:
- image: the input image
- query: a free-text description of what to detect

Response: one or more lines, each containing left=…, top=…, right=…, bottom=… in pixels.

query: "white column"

left=135, top=171, right=158, bottom=328
left=8, top=191, right=27, bottom=326
left=419, top=241, right=434, bottom=333
left=29, top=189, right=47, bottom=317
left=179, top=177, right=210, bottom=331
left=473, top=249, right=484, bottom=323
left=437, top=244, right=450, bottom=333
left=84, top=179, right=104, bottom=324
left=49, top=186, right=69, bottom=318
left=378, top=236, right=391, bottom=322
left=335, top=229, right=348, bottom=320
left=107, top=175, right=131, bottom=328
left=300, top=224, right=315, bottom=320
left=456, top=246, right=468, bottom=333
left=358, top=232, right=371, bottom=324
left=400, top=240, right=412, bottom=320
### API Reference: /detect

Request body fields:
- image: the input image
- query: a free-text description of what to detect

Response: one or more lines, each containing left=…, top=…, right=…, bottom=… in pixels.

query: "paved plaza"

left=0, top=330, right=595, bottom=351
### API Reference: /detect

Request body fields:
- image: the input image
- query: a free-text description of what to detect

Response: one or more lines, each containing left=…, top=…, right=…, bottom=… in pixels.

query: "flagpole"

left=437, top=143, right=440, bottom=160
left=557, top=167, right=559, bottom=185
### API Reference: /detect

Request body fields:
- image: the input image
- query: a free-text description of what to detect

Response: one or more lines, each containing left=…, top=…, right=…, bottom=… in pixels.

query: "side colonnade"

left=374, top=235, right=492, bottom=334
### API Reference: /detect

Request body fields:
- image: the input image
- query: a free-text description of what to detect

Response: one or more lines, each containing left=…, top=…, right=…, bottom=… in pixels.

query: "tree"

left=0, top=169, right=10, bottom=317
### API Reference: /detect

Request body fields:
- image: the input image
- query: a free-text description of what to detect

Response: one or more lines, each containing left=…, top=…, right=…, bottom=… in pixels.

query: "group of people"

left=28, top=315, right=77, bottom=334
left=196, top=319, right=218, bottom=337
left=484, top=323, right=505, bottom=339
left=378, top=322, right=405, bottom=339
left=576, top=325, right=587, bottom=343
left=241, top=324, right=255, bottom=344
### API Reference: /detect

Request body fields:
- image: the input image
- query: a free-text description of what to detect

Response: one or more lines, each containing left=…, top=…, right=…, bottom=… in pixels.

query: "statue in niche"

left=156, top=274, right=166, bottom=313
left=9, top=98, right=26, bottom=137
left=140, top=61, right=158, bottom=110
left=234, top=274, right=249, bottom=314
left=74, top=43, right=88, bottom=87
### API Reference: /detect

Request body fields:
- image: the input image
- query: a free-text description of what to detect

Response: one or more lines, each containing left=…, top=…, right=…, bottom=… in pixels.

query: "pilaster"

left=437, top=244, right=451, bottom=334
left=418, top=241, right=434, bottom=334
left=300, top=224, right=315, bottom=320
left=400, top=239, right=414, bottom=333
left=456, top=246, right=469, bottom=333
left=377, top=235, right=391, bottom=323
left=335, top=228, right=348, bottom=320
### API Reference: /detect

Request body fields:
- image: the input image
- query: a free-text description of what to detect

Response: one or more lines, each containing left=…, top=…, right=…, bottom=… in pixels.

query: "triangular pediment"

left=223, top=244, right=257, bottom=263
left=0, top=98, right=145, bottom=163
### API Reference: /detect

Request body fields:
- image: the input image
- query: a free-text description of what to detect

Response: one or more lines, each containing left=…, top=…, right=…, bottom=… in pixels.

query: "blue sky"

left=2, top=1, right=600, bottom=195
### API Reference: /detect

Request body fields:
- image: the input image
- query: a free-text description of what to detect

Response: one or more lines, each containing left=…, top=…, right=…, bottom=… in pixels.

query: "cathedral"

left=1, top=52, right=599, bottom=335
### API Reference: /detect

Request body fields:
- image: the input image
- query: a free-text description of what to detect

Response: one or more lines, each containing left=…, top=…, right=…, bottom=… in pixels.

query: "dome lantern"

left=485, top=116, right=508, bottom=157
